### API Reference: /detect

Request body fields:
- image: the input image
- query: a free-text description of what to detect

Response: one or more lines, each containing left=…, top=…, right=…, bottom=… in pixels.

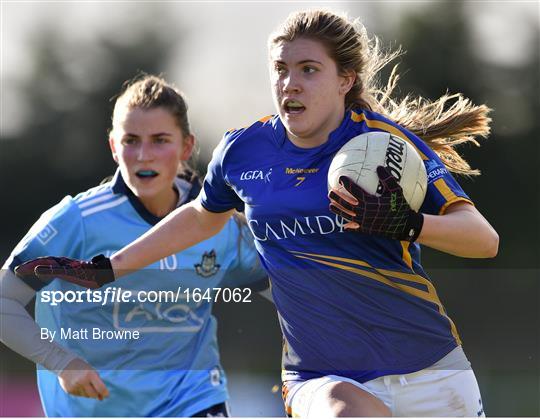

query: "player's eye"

left=154, top=137, right=168, bottom=144
left=302, top=66, right=317, bottom=74
left=122, top=137, right=138, bottom=145
left=275, top=65, right=287, bottom=76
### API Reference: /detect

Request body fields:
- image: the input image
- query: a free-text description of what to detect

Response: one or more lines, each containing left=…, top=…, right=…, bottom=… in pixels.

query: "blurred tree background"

left=1, top=1, right=538, bottom=416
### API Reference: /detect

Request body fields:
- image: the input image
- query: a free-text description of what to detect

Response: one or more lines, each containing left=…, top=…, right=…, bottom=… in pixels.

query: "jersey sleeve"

left=219, top=218, right=269, bottom=291
left=417, top=143, right=474, bottom=216
left=199, top=133, right=245, bottom=213
left=3, top=196, right=85, bottom=291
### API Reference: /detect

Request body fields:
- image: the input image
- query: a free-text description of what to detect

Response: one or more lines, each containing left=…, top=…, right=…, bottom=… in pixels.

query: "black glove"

left=329, top=166, right=424, bottom=242
left=15, top=255, right=115, bottom=289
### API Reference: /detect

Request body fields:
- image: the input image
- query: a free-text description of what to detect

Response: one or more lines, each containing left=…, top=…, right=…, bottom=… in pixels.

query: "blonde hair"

left=269, top=10, right=491, bottom=175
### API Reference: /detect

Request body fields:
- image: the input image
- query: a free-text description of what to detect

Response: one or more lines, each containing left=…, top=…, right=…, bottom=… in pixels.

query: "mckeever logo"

left=240, top=168, right=273, bottom=183
left=285, top=167, right=319, bottom=187
left=285, top=167, right=320, bottom=175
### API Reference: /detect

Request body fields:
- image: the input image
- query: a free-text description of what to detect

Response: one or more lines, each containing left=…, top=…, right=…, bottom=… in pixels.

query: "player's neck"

left=285, top=108, right=346, bottom=149
left=140, top=188, right=179, bottom=218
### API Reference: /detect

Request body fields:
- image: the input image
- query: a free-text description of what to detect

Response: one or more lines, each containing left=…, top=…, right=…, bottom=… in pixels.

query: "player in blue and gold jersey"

left=1, top=75, right=266, bottom=417
left=15, top=11, right=498, bottom=417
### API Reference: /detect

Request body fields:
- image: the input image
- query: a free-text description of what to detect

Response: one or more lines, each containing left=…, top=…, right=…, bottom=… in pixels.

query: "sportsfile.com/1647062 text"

left=39, top=287, right=253, bottom=306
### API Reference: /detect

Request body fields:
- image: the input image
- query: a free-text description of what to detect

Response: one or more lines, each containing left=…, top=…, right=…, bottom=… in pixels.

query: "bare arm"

left=111, top=200, right=235, bottom=277
left=417, top=202, right=499, bottom=258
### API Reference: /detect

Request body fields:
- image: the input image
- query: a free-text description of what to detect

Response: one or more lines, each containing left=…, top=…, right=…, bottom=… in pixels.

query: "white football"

left=328, top=132, right=428, bottom=211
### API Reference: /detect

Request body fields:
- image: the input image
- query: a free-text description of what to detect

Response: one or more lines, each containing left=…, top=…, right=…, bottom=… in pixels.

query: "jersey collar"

left=272, top=109, right=355, bottom=155
left=110, top=169, right=201, bottom=226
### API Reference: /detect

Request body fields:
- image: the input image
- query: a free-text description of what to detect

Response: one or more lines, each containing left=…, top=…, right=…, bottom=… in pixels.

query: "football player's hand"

left=14, top=255, right=115, bottom=289
left=58, top=358, right=109, bottom=400
left=328, top=166, right=424, bottom=242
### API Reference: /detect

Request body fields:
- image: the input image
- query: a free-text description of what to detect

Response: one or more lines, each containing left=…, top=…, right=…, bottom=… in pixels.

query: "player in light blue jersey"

left=16, top=10, right=499, bottom=417
left=1, top=75, right=267, bottom=417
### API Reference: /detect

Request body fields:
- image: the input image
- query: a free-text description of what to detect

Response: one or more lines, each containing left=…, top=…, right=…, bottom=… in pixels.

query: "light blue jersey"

left=6, top=171, right=267, bottom=417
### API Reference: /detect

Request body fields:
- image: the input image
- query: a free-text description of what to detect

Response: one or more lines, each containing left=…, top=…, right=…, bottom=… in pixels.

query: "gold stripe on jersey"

left=401, top=241, right=413, bottom=269
left=259, top=115, right=273, bottom=123
left=434, top=178, right=456, bottom=202
left=290, top=251, right=461, bottom=345
left=439, top=197, right=474, bottom=215
left=433, top=179, right=474, bottom=215
left=350, top=111, right=429, bottom=160
left=225, top=115, right=274, bottom=135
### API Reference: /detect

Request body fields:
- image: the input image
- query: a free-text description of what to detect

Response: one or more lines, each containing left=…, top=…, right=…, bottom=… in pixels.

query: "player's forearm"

left=0, top=270, right=79, bottom=373
left=417, top=204, right=499, bottom=258
left=0, top=296, right=79, bottom=372
left=110, top=201, right=233, bottom=277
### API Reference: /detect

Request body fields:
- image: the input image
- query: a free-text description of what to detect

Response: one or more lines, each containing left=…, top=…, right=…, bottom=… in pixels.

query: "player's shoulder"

left=72, top=181, right=114, bottom=205
left=213, top=115, right=278, bottom=170
left=28, top=181, right=114, bottom=227
left=7, top=194, right=84, bottom=263
left=38, top=194, right=81, bottom=226
left=351, top=108, right=415, bottom=139
left=222, top=115, right=277, bottom=146
left=72, top=180, right=128, bottom=218
left=351, top=108, right=432, bottom=160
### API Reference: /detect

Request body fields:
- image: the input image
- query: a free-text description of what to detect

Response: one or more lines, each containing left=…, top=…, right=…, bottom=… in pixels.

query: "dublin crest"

left=194, top=250, right=220, bottom=277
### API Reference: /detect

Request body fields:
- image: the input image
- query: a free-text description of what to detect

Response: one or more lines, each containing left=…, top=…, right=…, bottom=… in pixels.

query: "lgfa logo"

left=240, top=168, right=273, bottom=183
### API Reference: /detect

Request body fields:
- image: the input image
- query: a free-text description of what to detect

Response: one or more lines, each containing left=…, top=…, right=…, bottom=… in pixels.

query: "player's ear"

left=109, top=137, right=119, bottom=163
left=339, top=69, right=356, bottom=96
left=180, top=134, right=195, bottom=161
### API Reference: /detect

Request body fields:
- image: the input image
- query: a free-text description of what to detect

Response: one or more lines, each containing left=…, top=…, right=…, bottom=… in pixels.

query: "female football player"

left=1, top=75, right=266, bottom=417
left=16, top=10, right=498, bottom=417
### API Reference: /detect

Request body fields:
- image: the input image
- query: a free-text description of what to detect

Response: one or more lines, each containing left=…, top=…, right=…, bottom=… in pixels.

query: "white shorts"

left=283, top=368, right=485, bottom=417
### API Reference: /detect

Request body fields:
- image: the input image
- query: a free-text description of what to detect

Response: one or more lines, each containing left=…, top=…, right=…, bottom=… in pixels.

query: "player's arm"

left=15, top=201, right=235, bottom=287
left=417, top=202, right=498, bottom=258
left=330, top=167, right=498, bottom=258
left=111, top=200, right=235, bottom=276
left=0, top=269, right=109, bottom=399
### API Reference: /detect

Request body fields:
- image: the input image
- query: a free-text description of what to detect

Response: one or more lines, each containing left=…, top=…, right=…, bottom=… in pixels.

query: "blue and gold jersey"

left=201, top=108, right=472, bottom=383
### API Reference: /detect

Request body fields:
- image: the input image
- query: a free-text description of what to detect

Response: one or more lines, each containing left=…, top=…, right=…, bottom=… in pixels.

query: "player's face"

left=109, top=107, right=194, bottom=216
left=270, top=37, right=354, bottom=148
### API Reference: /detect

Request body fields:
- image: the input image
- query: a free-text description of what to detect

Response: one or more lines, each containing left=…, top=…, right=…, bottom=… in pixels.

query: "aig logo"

left=240, top=168, right=272, bottom=183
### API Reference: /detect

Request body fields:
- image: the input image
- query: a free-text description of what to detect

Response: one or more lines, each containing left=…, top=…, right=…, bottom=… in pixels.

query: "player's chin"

left=130, top=178, right=160, bottom=197
left=282, top=119, right=312, bottom=139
